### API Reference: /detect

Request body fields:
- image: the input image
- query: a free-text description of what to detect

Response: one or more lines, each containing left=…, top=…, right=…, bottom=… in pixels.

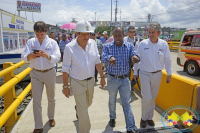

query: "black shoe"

left=127, top=130, right=134, bottom=133
left=75, top=106, right=78, bottom=119
left=95, top=79, right=98, bottom=82
left=109, top=119, right=116, bottom=127
left=140, top=118, right=146, bottom=128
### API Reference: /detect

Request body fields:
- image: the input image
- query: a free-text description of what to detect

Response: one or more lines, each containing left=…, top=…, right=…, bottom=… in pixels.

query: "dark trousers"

left=95, top=67, right=98, bottom=80
left=95, top=56, right=101, bottom=80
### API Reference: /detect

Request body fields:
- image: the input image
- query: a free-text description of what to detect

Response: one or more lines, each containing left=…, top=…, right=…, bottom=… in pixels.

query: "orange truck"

left=177, top=31, right=200, bottom=76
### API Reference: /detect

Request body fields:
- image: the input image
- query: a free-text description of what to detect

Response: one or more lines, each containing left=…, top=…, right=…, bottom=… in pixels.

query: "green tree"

left=94, top=26, right=115, bottom=36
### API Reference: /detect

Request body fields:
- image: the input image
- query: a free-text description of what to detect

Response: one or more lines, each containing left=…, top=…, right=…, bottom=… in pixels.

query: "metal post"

left=18, top=11, right=20, bottom=17
left=111, top=0, right=112, bottom=22
left=3, top=62, right=17, bottom=133
left=94, top=12, right=97, bottom=21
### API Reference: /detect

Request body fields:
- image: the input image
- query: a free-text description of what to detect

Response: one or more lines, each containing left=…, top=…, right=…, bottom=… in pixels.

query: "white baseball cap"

left=102, top=31, right=108, bottom=35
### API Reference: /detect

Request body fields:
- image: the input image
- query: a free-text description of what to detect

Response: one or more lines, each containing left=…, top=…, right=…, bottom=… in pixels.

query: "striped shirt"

left=102, top=41, right=139, bottom=76
left=59, top=39, right=70, bottom=52
left=95, top=39, right=103, bottom=55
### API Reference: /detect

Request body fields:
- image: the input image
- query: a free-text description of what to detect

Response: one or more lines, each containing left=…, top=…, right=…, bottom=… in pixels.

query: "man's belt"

left=108, top=73, right=129, bottom=79
left=84, top=77, right=93, bottom=80
left=151, top=70, right=161, bottom=73
left=33, top=67, right=54, bottom=73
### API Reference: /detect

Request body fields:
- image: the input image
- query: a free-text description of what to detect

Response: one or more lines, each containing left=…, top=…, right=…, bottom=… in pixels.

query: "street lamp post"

left=94, top=11, right=97, bottom=21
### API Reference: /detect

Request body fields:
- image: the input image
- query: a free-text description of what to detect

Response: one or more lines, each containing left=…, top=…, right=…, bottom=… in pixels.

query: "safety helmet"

left=75, top=20, right=93, bottom=33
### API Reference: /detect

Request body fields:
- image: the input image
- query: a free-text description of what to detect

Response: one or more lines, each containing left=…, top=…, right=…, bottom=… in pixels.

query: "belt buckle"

left=116, top=75, right=121, bottom=79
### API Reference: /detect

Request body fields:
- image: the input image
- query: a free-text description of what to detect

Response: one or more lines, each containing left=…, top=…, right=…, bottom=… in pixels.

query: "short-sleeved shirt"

left=59, top=39, right=70, bottom=52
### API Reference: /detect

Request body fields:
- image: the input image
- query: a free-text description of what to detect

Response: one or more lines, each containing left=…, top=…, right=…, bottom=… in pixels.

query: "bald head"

left=113, top=27, right=124, bottom=35
left=113, top=27, right=124, bottom=47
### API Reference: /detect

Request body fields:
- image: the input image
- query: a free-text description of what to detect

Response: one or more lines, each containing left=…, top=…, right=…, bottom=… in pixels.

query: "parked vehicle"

left=177, top=31, right=200, bottom=76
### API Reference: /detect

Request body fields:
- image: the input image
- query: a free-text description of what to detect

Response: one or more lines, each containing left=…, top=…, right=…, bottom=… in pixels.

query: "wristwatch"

left=46, top=54, right=51, bottom=59
left=63, top=85, right=70, bottom=88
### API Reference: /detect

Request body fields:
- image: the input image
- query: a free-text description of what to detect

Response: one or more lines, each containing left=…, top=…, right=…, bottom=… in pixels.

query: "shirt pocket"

left=158, top=51, right=164, bottom=62
left=89, top=51, right=97, bottom=63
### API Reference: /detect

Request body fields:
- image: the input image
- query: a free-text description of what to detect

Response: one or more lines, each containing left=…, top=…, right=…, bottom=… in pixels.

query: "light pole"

left=94, top=11, right=97, bottom=21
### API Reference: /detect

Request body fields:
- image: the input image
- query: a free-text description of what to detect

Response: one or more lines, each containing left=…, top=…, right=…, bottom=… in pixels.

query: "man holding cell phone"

left=21, top=21, right=61, bottom=133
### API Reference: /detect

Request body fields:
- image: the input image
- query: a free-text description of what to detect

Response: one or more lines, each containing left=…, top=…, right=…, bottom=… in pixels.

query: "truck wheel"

left=186, top=61, right=200, bottom=76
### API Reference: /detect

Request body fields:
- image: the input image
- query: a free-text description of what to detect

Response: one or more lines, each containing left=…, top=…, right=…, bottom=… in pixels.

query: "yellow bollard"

left=3, top=62, right=17, bottom=133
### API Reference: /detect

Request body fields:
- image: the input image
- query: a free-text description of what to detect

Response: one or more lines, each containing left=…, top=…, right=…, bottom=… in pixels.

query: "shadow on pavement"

left=102, top=122, right=122, bottom=133
left=43, top=120, right=51, bottom=133
left=73, top=120, right=79, bottom=133
left=56, top=75, right=63, bottom=84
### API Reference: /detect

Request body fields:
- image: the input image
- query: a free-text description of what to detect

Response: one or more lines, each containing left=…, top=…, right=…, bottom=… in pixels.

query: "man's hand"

left=133, top=75, right=138, bottom=81
left=166, top=75, right=171, bottom=84
left=100, top=78, right=106, bottom=89
left=27, top=52, right=40, bottom=60
left=63, top=87, right=70, bottom=98
left=132, top=55, right=139, bottom=64
left=38, top=50, right=48, bottom=58
left=109, top=57, right=116, bottom=66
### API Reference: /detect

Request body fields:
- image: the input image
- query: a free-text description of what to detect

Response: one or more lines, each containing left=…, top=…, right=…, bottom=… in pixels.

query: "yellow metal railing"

left=0, top=61, right=32, bottom=133
left=167, top=41, right=180, bottom=50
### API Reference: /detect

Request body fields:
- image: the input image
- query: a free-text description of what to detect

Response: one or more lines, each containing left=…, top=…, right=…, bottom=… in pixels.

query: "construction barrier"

left=0, top=61, right=32, bottom=133
left=167, top=41, right=180, bottom=50
left=133, top=70, right=200, bottom=133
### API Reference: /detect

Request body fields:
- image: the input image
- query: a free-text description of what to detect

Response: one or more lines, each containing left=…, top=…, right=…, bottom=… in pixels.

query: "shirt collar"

left=149, top=38, right=160, bottom=45
left=112, top=41, right=127, bottom=47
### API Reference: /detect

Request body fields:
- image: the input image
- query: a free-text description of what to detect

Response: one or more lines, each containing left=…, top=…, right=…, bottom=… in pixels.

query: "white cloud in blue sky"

left=0, top=0, right=199, bottom=28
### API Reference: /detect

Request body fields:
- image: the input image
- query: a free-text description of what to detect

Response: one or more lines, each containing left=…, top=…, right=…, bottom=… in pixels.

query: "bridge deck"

left=10, top=62, right=169, bottom=133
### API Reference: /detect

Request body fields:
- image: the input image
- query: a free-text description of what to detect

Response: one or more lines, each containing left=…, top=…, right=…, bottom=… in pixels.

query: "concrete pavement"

left=10, top=62, right=168, bottom=133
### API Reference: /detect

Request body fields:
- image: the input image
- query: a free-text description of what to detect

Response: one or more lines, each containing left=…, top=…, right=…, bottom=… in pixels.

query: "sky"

left=0, top=0, right=200, bottom=28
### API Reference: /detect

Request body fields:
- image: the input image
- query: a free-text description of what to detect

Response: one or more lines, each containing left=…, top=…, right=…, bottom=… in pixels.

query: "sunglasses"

left=129, top=31, right=136, bottom=33
left=91, top=34, right=96, bottom=36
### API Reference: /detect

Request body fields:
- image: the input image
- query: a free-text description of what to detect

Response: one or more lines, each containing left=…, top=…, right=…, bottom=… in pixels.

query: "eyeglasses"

left=129, top=31, right=136, bottom=33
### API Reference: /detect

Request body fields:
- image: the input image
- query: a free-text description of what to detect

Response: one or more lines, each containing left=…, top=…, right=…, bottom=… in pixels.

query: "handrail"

left=0, top=67, right=32, bottom=97
left=0, top=83, right=31, bottom=128
left=0, top=61, right=25, bottom=78
left=0, top=62, right=32, bottom=133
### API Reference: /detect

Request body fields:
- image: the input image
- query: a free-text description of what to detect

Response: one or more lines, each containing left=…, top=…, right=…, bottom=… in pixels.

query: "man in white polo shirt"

left=133, top=22, right=172, bottom=128
left=62, top=20, right=106, bottom=133
left=22, top=21, right=61, bottom=133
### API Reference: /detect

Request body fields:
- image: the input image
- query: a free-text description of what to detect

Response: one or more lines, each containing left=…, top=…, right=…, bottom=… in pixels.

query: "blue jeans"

left=107, top=75, right=135, bottom=130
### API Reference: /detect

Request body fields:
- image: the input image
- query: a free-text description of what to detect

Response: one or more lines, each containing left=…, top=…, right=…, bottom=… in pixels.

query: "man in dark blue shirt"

left=102, top=27, right=139, bottom=133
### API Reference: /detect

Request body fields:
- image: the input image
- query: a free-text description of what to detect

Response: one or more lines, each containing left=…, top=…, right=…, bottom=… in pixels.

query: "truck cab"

left=177, top=31, right=200, bottom=76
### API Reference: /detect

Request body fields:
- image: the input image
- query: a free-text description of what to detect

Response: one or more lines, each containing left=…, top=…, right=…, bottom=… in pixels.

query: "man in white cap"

left=62, top=20, right=106, bottom=133
left=100, top=31, right=109, bottom=44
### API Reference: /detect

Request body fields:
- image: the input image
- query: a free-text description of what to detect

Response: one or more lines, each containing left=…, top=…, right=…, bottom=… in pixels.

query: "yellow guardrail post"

left=3, top=62, right=17, bottom=133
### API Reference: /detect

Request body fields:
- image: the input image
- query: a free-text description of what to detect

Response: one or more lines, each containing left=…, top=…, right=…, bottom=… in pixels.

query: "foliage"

left=94, top=26, right=115, bottom=36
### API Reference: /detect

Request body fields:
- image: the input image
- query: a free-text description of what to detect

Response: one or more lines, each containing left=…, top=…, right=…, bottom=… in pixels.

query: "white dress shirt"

left=21, top=35, right=61, bottom=70
left=62, top=38, right=101, bottom=80
left=134, top=38, right=172, bottom=75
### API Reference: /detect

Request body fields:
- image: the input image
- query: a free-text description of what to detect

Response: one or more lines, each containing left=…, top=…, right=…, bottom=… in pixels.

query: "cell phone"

left=33, top=50, right=39, bottom=54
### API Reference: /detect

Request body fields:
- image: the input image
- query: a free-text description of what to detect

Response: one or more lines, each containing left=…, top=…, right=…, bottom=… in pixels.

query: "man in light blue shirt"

left=100, top=31, right=108, bottom=44
left=59, top=33, right=70, bottom=61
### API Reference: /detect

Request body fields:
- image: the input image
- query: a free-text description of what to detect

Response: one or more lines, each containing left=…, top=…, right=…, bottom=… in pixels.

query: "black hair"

left=50, top=32, right=54, bottom=34
left=33, top=21, right=47, bottom=32
left=128, top=26, right=135, bottom=31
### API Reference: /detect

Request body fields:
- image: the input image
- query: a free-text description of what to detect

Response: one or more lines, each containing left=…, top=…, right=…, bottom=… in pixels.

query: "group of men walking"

left=21, top=20, right=199, bottom=133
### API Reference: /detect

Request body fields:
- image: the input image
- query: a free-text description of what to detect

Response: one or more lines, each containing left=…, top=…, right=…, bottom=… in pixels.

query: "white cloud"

left=0, top=0, right=199, bottom=28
